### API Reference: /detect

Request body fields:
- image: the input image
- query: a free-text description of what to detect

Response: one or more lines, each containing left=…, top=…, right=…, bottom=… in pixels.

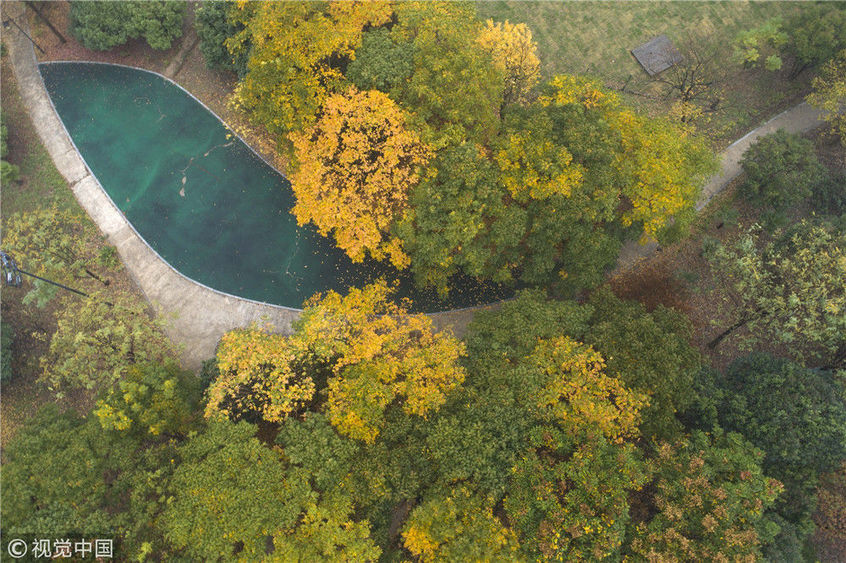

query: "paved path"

left=613, top=102, right=825, bottom=273
left=1, top=8, right=827, bottom=370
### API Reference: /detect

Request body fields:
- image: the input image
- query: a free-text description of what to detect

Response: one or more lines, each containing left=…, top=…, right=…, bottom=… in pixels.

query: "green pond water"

left=40, top=62, right=511, bottom=311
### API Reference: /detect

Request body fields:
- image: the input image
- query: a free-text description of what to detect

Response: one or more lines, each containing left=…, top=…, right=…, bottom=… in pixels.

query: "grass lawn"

left=477, top=1, right=809, bottom=146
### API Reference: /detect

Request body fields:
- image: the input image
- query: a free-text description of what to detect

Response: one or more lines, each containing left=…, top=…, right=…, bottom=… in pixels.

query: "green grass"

left=476, top=1, right=809, bottom=145
left=1, top=62, right=80, bottom=220
left=477, top=1, right=800, bottom=81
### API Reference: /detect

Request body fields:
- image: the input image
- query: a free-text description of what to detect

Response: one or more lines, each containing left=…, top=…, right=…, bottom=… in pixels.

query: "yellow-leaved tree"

left=290, top=282, right=466, bottom=443
left=290, top=87, right=430, bottom=268
left=529, top=336, right=648, bottom=443
left=541, top=75, right=716, bottom=241
left=205, top=325, right=314, bottom=423
left=476, top=19, right=541, bottom=106
left=228, top=0, right=393, bottom=137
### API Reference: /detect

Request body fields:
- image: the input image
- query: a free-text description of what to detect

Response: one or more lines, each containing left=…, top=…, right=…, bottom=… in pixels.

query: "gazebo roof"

left=631, top=35, right=683, bottom=76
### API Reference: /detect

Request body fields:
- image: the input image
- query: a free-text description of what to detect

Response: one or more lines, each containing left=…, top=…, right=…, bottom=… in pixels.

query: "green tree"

left=505, top=430, right=648, bottom=562
left=717, top=353, right=846, bottom=485
left=390, top=1, right=505, bottom=148
left=160, top=420, right=380, bottom=561
left=3, top=207, right=114, bottom=307
left=402, top=487, right=521, bottom=562
left=347, top=28, right=415, bottom=93
left=1, top=321, right=13, bottom=382
left=733, top=18, right=788, bottom=71
left=706, top=221, right=846, bottom=367
left=1, top=118, right=20, bottom=184
left=738, top=129, right=826, bottom=221
left=70, top=1, right=185, bottom=51
left=94, top=360, right=202, bottom=439
left=627, top=431, right=782, bottom=561
left=396, top=142, right=518, bottom=294
left=710, top=353, right=846, bottom=554
left=194, top=0, right=248, bottom=75
left=785, top=4, right=846, bottom=77
left=41, top=291, right=177, bottom=396
left=0, top=405, right=136, bottom=538
left=585, top=287, right=701, bottom=440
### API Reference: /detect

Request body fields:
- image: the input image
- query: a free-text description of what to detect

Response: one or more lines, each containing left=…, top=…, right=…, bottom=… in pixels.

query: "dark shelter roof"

left=631, top=35, right=683, bottom=76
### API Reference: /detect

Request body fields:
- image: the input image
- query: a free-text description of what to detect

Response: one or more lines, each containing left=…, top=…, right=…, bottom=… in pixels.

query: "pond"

left=40, top=62, right=511, bottom=312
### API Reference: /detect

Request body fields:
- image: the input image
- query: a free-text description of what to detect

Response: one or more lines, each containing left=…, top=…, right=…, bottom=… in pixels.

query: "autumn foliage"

left=476, top=19, right=541, bottom=106
left=205, top=325, right=315, bottom=423
left=290, top=87, right=429, bottom=267
left=291, top=282, right=466, bottom=443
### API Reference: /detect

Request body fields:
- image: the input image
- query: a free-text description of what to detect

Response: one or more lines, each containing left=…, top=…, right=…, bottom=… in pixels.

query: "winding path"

left=2, top=11, right=826, bottom=370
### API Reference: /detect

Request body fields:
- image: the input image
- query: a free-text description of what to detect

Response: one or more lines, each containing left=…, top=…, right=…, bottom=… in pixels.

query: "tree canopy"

left=70, top=0, right=185, bottom=51
left=706, top=220, right=846, bottom=367
left=290, top=87, right=429, bottom=267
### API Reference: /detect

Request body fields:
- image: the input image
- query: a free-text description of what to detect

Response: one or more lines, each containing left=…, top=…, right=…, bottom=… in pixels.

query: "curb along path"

left=3, top=14, right=827, bottom=370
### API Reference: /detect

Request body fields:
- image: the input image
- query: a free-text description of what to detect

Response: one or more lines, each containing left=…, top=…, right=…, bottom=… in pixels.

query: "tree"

left=505, top=430, right=648, bottom=561
left=347, top=28, right=415, bottom=93
left=228, top=1, right=392, bottom=138
left=627, top=431, right=782, bottom=562
left=160, top=420, right=380, bottom=561
left=159, top=420, right=301, bottom=559
left=390, top=1, right=505, bottom=148
left=1, top=118, right=20, bottom=184
left=1, top=405, right=136, bottom=538
left=784, top=4, right=846, bottom=77
left=476, top=19, right=541, bottom=107
left=69, top=1, right=185, bottom=51
left=464, top=289, right=592, bottom=367
left=1, top=321, right=13, bottom=383
left=710, top=353, right=846, bottom=551
left=814, top=462, right=846, bottom=549
left=204, top=324, right=315, bottom=424
left=585, top=287, right=701, bottom=440
left=733, top=18, right=788, bottom=71
left=653, top=33, right=728, bottom=123
left=542, top=75, right=715, bottom=242
left=402, top=487, right=521, bottom=562
left=290, top=87, right=430, bottom=267
left=41, top=291, right=176, bottom=396
left=807, top=49, right=846, bottom=146
left=94, top=361, right=203, bottom=439
left=396, top=143, right=517, bottom=294
left=528, top=337, right=648, bottom=443
left=194, top=0, right=247, bottom=75
left=289, top=282, right=467, bottom=443
left=3, top=207, right=114, bottom=307
left=706, top=221, right=846, bottom=367
left=737, top=129, right=826, bottom=219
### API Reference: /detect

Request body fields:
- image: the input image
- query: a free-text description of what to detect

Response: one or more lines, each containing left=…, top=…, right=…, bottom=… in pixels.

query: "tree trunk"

left=707, top=316, right=750, bottom=350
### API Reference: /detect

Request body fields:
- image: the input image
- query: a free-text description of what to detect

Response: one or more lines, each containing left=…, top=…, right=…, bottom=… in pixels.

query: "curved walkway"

left=3, top=13, right=826, bottom=370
